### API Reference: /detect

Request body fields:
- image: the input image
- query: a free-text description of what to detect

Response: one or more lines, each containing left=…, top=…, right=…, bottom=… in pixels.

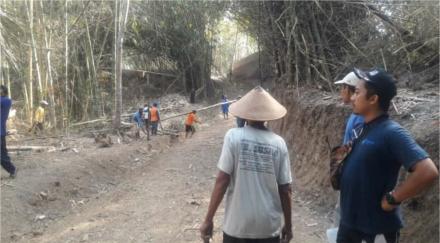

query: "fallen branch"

left=8, top=145, right=56, bottom=152
left=158, top=130, right=179, bottom=136
left=121, top=121, right=133, bottom=127
left=14, top=135, right=66, bottom=142
left=0, top=183, right=14, bottom=188
left=396, top=96, right=435, bottom=102
left=70, top=118, right=110, bottom=127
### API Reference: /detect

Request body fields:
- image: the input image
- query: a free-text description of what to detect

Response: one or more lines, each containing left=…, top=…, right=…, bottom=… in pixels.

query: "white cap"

left=40, top=100, right=49, bottom=105
left=334, top=72, right=362, bottom=87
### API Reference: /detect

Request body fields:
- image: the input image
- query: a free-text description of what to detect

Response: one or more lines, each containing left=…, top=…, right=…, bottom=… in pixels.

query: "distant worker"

left=0, top=85, right=17, bottom=178
left=150, top=103, right=160, bottom=136
left=221, top=95, right=229, bottom=119
left=30, top=100, right=48, bottom=134
left=143, top=104, right=150, bottom=141
left=133, top=108, right=146, bottom=139
left=185, top=110, right=201, bottom=138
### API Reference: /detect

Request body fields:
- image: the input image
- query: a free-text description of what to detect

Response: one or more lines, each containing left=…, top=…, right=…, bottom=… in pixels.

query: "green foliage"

left=231, top=1, right=439, bottom=88
left=126, top=1, right=229, bottom=93
left=1, top=0, right=437, bottom=124
left=211, top=16, right=257, bottom=77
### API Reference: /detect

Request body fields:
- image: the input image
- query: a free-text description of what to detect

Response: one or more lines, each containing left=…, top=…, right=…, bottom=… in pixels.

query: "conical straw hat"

left=230, top=86, right=287, bottom=121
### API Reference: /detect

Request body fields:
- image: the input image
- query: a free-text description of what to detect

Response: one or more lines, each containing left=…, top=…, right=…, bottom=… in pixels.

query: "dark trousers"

left=30, top=122, right=43, bottom=134
left=1, top=136, right=16, bottom=174
left=144, top=119, right=150, bottom=140
left=151, top=121, right=158, bottom=135
left=36, top=122, right=43, bottom=131
left=223, top=232, right=280, bottom=243
left=336, top=224, right=400, bottom=243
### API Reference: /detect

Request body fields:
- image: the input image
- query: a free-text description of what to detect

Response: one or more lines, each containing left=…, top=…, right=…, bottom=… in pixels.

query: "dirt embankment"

left=270, top=87, right=439, bottom=243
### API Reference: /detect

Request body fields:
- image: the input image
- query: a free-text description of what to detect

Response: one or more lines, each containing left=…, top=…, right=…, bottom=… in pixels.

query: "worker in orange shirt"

left=149, top=103, right=160, bottom=136
left=185, top=110, right=201, bottom=138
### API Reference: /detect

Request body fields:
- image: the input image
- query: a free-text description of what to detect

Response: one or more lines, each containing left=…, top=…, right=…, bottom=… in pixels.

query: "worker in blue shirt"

left=333, top=71, right=364, bottom=225
left=1, top=85, right=17, bottom=178
left=133, top=108, right=147, bottom=139
left=334, top=71, right=364, bottom=144
left=337, top=68, right=438, bottom=243
left=221, top=95, right=229, bottom=120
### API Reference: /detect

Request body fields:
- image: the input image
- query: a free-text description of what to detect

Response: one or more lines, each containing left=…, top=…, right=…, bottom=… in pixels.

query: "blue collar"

left=364, top=114, right=389, bottom=127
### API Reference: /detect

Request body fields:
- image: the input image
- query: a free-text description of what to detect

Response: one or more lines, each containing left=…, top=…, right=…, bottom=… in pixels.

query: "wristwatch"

left=385, top=192, right=401, bottom=206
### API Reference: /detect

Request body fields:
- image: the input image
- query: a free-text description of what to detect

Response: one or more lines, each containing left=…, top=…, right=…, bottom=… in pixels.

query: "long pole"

left=160, top=99, right=237, bottom=122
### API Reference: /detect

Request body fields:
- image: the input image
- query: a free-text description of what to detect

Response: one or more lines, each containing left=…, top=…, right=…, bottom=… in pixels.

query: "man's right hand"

left=200, top=220, right=213, bottom=242
left=281, top=225, right=293, bottom=243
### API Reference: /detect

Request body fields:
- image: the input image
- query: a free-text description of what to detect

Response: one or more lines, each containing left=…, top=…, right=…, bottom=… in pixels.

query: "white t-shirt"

left=217, top=126, right=292, bottom=239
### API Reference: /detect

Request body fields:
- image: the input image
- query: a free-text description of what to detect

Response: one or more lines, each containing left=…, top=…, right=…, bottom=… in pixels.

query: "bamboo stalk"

left=64, top=0, right=69, bottom=131
left=28, top=46, right=33, bottom=124
left=26, top=0, right=43, bottom=101
left=0, top=47, right=3, bottom=86
left=7, top=64, right=11, bottom=100
left=114, top=0, right=121, bottom=128
left=41, top=0, right=57, bottom=128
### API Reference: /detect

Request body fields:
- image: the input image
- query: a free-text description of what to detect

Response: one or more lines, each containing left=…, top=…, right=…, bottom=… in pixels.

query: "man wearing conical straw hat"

left=200, top=86, right=293, bottom=243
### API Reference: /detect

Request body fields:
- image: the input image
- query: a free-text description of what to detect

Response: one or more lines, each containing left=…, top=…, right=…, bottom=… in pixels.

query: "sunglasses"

left=353, top=68, right=371, bottom=82
left=351, top=123, right=364, bottom=141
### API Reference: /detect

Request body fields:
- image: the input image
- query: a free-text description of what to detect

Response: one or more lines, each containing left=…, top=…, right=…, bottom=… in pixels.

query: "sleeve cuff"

left=406, top=156, right=429, bottom=172
left=217, top=164, right=232, bottom=175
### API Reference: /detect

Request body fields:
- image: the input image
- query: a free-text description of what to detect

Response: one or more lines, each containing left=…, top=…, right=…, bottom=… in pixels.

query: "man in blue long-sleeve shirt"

left=332, top=72, right=364, bottom=226
left=1, top=85, right=17, bottom=178
left=133, top=108, right=148, bottom=139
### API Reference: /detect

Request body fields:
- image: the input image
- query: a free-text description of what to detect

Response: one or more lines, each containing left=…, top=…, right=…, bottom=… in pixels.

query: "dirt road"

left=2, top=117, right=331, bottom=243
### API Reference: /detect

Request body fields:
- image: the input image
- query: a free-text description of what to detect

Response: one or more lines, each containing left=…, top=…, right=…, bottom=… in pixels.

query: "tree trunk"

left=113, top=0, right=130, bottom=129
left=41, top=0, right=57, bottom=128
left=64, top=0, right=69, bottom=130
left=28, top=46, right=33, bottom=124
left=302, top=32, right=312, bottom=85
left=26, top=0, right=43, bottom=102
left=23, top=83, right=30, bottom=121
left=113, top=0, right=121, bottom=128
left=285, top=2, right=296, bottom=85
left=310, top=6, right=333, bottom=91
left=228, top=26, right=239, bottom=83
left=266, top=3, right=283, bottom=77
left=0, top=49, right=3, bottom=86
left=6, top=66, right=11, bottom=100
